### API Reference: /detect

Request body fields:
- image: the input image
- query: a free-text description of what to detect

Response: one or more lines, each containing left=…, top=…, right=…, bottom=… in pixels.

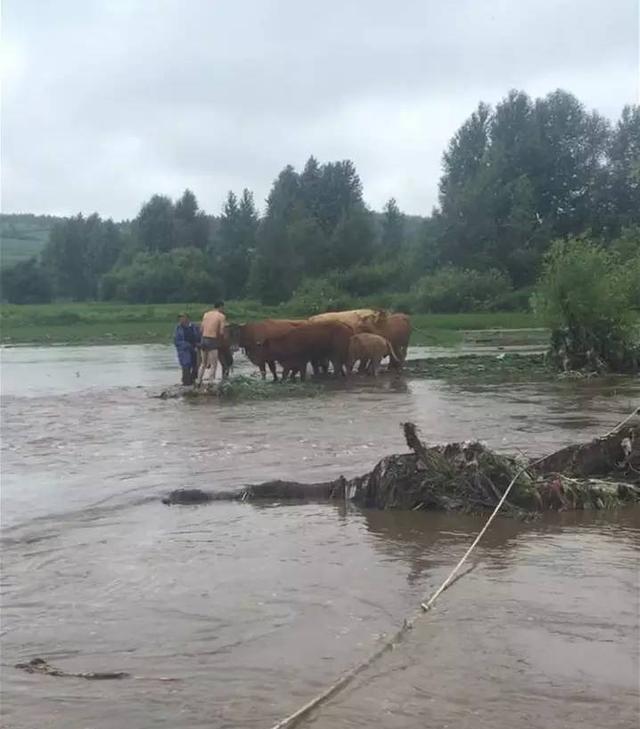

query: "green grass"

left=0, top=301, right=543, bottom=346
left=409, top=312, right=541, bottom=346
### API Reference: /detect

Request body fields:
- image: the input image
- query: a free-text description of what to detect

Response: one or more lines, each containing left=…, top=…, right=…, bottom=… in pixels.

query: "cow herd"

left=226, top=309, right=411, bottom=380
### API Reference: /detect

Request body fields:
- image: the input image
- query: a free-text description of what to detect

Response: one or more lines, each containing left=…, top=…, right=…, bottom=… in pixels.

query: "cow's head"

left=226, top=323, right=245, bottom=347
left=360, top=309, right=388, bottom=333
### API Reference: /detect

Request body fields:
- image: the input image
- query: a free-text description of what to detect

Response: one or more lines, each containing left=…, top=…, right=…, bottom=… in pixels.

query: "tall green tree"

left=249, top=158, right=377, bottom=302
left=42, top=215, right=89, bottom=299
left=605, top=105, right=640, bottom=236
left=214, top=189, right=258, bottom=297
left=328, top=207, right=374, bottom=270
left=1, top=258, right=52, bottom=303
left=435, top=89, right=613, bottom=285
left=135, top=195, right=175, bottom=252
left=437, top=102, right=494, bottom=270
left=174, top=189, right=209, bottom=249
left=530, top=90, right=609, bottom=237
left=41, top=214, right=124, bottom=299
left=381, top=197, right=405, bottom=257
left=299, top=156, right=322, bottom=220
left=249, top=167, right=305, bottom=303
left=316, top=160, right=364, bottom=233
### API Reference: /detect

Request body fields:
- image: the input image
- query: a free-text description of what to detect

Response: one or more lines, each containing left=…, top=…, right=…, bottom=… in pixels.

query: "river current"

left=1, top=344, right=638, bottom=728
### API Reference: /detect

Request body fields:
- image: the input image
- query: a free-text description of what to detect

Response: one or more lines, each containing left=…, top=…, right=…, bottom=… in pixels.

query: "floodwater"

left=1, top=344, right=639, bottom=729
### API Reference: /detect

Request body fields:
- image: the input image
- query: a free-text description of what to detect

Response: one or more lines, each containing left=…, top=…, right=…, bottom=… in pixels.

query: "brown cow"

left=218, top=327, right=234, bottom=378
left=262, top=321, right=353, bottom=380
left=228, top=319, right=306, bottom=380
left=370, top=313, right=411, bottom=368
left=309, top=309, right=387, bottom=333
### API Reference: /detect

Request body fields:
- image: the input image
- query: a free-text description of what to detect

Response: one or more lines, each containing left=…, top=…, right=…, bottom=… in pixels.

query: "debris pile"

left=163, top=412, right=640, bottom=514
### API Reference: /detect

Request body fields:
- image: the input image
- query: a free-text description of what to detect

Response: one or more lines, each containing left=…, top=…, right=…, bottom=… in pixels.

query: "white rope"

left=420, top=464, right=524, bottom=611
left=269, top=468, right=527, bottom=729
left=268, top=409, right=639, bottom=729
left=601, top=406, right=639, bottom=438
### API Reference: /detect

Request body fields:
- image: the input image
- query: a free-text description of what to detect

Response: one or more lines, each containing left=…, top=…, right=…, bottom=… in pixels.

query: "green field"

left=0, top=301, right=543, bottom=347
left=0, top=214, right=60, bottom=269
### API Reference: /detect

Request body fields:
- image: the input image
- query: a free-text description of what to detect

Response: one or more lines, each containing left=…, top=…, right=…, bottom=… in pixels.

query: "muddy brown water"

left=1, top=344, right=639, bottom=729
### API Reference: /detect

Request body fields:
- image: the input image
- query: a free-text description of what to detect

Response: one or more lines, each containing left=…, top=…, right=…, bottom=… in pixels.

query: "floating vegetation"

left=404, top=353, right=552, bottom=384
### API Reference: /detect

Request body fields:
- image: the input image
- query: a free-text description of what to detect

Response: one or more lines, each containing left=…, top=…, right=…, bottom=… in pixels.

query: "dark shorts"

left=201, top=337, right=218, bottom=351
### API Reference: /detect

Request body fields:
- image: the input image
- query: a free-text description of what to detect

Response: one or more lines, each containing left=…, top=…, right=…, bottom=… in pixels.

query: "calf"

left=347, top=333, right=400, bottom=376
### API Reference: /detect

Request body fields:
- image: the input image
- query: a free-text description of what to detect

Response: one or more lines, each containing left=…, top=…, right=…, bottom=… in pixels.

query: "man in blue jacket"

left=174, top=313, right=200, bottom=385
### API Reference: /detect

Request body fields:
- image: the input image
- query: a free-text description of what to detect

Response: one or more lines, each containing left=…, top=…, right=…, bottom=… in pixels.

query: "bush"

left=491, top=286, right=534, bottom=312
left=100, top=247, right=222, bottom=304
left=332, top=261, right=413, bottom=297
left=286, top=277, right=354, bottom=316
left=357, top=291, right=417, bottom=313
left=412, top=267, right=512, bottom=313
left=534, top=236, right=639, bottom=372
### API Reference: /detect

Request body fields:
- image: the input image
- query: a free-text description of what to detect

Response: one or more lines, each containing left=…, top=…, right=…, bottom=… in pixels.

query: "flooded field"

left=1, top=344, right=639, bottom=729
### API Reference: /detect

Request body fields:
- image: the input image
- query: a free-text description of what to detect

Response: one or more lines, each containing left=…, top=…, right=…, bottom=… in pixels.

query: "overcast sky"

left=1, top=0, right=638, bottom=220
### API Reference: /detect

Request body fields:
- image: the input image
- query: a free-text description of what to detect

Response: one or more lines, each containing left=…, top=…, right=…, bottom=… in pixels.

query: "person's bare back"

left=201, top=309, right=226, bottom=338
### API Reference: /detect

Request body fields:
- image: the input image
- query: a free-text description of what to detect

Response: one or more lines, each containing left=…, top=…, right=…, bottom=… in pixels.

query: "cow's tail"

left=387, top=340, right=401, bottom=366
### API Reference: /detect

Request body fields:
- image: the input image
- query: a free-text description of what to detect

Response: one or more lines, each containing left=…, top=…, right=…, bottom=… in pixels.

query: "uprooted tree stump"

left=163, top=411, right=640, bottom=514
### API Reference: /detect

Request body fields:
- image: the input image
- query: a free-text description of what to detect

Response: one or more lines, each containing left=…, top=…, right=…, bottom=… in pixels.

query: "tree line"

left=2, top=89, right=638, bottom=309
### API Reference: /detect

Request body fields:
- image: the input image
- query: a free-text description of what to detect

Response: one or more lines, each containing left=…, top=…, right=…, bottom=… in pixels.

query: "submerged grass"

left=0, top=300, right=541, bottom=347
left=174, top=375, right=322, bottom=402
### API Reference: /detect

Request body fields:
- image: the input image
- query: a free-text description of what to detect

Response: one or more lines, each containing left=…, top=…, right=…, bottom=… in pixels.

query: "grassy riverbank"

left=0, top=301, right=542, bottom=347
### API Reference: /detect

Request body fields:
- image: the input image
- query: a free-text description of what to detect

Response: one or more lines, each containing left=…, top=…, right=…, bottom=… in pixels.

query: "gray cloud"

left=2, top=0, right=638, bottom=219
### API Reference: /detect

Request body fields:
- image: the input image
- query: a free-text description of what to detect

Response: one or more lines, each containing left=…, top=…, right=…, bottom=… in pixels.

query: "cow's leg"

left=299, top=362, right=307, bottom=381
left=267, top=360, right=278, bottom=381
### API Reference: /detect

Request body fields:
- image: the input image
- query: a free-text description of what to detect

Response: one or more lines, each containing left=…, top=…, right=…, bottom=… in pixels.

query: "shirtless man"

left=197, top=301, right=226, bottom=386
